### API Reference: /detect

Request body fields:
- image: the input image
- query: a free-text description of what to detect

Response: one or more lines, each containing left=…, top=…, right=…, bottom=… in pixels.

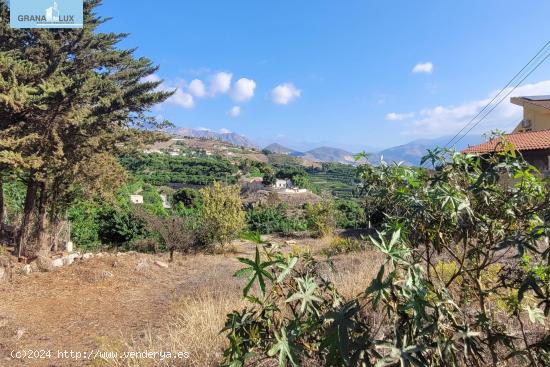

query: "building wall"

left=513, top=105, right=550, bottom=133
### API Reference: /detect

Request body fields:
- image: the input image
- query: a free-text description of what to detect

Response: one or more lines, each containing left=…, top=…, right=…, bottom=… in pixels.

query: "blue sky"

left=99, top=0, right=550, bottom=151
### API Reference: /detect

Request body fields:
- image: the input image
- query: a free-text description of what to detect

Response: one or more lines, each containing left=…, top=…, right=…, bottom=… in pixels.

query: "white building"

left=160, top=193, right=172, bottom=209
left=273, top=179, right=293, bottom=189
left=129, top=195, right=144, bottom=204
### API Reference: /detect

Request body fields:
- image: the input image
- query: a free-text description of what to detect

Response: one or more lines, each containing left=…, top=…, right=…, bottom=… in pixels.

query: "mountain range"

left=264, top=144, right=357, bottom=164
left=171, top=127, right=484, bottom=166
left=172, top=128, right=257, bottom=148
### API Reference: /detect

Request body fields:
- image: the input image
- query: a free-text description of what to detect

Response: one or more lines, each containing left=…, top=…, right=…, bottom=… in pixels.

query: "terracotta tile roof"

left=462, top=130, right=550, bottom=154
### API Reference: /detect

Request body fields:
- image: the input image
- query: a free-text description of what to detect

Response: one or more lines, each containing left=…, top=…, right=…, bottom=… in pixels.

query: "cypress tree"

left=0, top=0, right=172, bottom=256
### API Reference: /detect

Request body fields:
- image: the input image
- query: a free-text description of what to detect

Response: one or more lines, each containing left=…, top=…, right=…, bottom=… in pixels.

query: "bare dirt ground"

left=0, top=238, right=381, bottom=367
left=0, top=248, right=253, bottom=367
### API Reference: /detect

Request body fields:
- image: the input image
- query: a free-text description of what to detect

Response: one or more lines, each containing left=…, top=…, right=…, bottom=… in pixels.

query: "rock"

left=21, top=264, right=32, bottom=275
left=116, top=252, right=126, bottom=257
left=285, top=240, right=297, bottom=245
left=35, top=256, right=53, bottom=272
left=65, top=241, right=74, bottom=253
left=64, top=253, right=80, bottom=266
left=0, top=267, right=5, bottom=282
left=101, top=271, right=113, bottom=279
left=82, top=253, right=94, bottom=260
left=96, top=253, right=104, bottom=257
left=51, top=258, right=64, bottom=268
left=154, top=260, right=169, bottom=268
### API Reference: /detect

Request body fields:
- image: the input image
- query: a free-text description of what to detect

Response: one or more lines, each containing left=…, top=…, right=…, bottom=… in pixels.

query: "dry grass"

left=329, top=250, right=386, bottom=299
left=94, top=291, right=245, bottom=367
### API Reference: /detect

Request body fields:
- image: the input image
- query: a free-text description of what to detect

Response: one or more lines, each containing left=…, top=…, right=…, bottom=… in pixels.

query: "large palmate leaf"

left=235, top=245, right=276, bottom=297
left=366, top=265, right=392, bottom=310
left=286, top=276, right=323, bottom=315
left=370, top=229, right=409, bottom=266
left=267, top=327, right=300, bottom=367
left=322, top=300, right=361, bottom=366
left=276, top=255, right=298, bottom=283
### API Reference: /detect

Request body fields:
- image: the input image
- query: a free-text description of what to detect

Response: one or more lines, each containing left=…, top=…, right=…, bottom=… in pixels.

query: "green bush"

left=67, top=200, right=101, bottom=250
left=334, top=199, right=365, bottom=229
left=246, top=205, right=307, bottom=234
left=305, top=201, right=336, bottom=237
left=97, top=207, right=147, bottom=246
left=222, top=145, right=550, bottom=366
left=321, top=236, right=364, bottom=256
left=173, top=187, right=201, bottom=208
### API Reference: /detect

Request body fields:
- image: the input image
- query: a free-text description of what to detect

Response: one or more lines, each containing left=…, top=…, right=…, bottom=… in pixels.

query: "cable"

left=454, top=50, right=550, bottom=144
left=443, top=40, right=550, bottom=150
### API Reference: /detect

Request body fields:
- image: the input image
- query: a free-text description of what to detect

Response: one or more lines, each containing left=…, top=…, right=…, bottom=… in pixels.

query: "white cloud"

left=210, top=72, right=233, bottom=95
left=188, top=79, right=206, bottom=97
left=143, top=74, right=194, bottom=109
left=385, top=112, right=415, bottom=121
left=271, top=83, right=301, bottom=105
left=167, top=89, right=194, bottom=109
left=396, top=79, right=550, bottom=137
left=219, top=128, right=232, bottom=134
left=142, top=74, right=162, bottom=83
left=412, top=62, right=433, bottom=74
left=228, top=106, right=241, bottom=117
left=232, top=78, right=256, bottom=102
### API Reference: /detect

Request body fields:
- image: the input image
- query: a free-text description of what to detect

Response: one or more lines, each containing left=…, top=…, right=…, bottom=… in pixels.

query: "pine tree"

left=0, top=0, right=172, bottom=256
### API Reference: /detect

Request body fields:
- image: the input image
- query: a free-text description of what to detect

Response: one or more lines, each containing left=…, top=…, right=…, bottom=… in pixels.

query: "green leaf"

left=526, top=305, right=546, bottom=325
left=286, top=276, right=323, bottom=315
left=267, top=327, right=299, bottom=367
left=235, top=245, right=276, bottom=297
left=276, top=256, right=298, bottom=283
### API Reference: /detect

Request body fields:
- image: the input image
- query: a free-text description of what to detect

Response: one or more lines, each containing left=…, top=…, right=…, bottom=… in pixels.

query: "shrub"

left=173, top=187, right=202, bottom=208
left=334, top=199, right=365, bottom=229
left=305, top=201, right=336, bottom=237
left=97, top=207, right=147, bottom=246
left=246, top=205, right=307, bottom=234
left=321, top=236, right=364, bottom=256
left=221, top=145, right=550, bottom=366
left=199, top=182, right=245, bottom=246
left=67, top=200, right=101, bottom=250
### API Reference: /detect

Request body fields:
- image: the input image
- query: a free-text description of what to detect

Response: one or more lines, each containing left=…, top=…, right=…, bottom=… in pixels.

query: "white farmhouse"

left=273, top=179, right=293, bottom=189
left=129, top=195, right=144, bottom=204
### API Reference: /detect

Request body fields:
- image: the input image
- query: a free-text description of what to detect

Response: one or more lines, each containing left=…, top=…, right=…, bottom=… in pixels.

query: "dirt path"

left=0, top=249, right=249, bottom=367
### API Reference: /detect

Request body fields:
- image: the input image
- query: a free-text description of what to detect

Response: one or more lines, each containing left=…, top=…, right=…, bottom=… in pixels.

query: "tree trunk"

left=0, top=174, right=4, bottom=237
left=36, top=182, right=48, bottom=254
left=17, top=177, right=38, bottom=258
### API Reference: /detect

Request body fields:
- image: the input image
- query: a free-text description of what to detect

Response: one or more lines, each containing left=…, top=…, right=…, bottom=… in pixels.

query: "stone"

left=65, top=241, right=74, bottom=253
left=82, top=253, right=94, bottom=260
left=35, top=256, right=53, bottom=272
left=0, top=267, right=5, bottom=282
left=51, top=258, right=64, bottom=268
left=64, top=253, right=80, bottom=266
left=21, top=264, right=32, bottom=275
left=154, top=260, right=169, bottom=268
left=101, top=271, right=113, bottom=279
left=285, top=240, right=297, bottom=245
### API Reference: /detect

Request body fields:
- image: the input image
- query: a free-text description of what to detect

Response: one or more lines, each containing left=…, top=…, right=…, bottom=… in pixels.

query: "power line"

left=443, top=40, right=550, bottom=150
left=455, top=50, right=550, bottom=143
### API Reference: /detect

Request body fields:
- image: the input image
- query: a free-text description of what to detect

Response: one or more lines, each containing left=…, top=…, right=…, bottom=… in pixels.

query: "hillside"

left=303, top=146, right=356, bottom=164
left=370, top=134, right=484, bottom=166
left=263, top=143, right=295, bottom=155
left=172, top=128, right=257, bottom=148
